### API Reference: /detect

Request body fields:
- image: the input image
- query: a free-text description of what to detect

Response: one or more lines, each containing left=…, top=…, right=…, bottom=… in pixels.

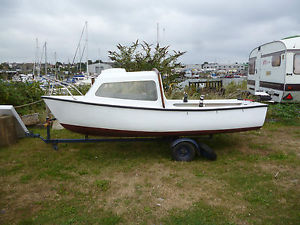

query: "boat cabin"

left=84, top=68, right=249, bottom=109
left=85, top=68, right=167, bottom=108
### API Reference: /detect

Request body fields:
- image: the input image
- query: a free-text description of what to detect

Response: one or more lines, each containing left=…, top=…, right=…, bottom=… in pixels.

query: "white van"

left=247, top=36, right=300, bottom=102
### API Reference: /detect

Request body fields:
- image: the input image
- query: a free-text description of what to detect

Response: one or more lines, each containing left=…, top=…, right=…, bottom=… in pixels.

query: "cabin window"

left=95, top=80, right=158, bottom=101
left=294, top=54, right=300, bottom=75
left=272, top=54, right=281, bottom=67
left=249, top=58, right=256, bottom=75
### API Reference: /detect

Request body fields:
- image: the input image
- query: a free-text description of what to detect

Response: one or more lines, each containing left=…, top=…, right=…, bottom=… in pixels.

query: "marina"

left=1, top=1, right=300, bottom=224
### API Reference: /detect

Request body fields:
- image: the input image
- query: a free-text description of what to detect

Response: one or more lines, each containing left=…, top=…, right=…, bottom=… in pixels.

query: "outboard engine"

left=183, top=92, right=188, bottom=102
left=199, top=95, right=204, bottom=107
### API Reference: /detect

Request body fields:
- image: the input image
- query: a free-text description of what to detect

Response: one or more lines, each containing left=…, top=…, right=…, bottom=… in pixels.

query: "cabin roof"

left=97, top=68, right=158, bottom=81
left=249, top=36, right=300, bottom=57
left=280, top=36, right=300, bottom=49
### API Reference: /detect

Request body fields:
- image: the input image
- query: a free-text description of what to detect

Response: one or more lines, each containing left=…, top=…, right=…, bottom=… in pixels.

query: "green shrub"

left=0, top=80, right=45, bottom=115
left=267, top=103, right=300, bottom=124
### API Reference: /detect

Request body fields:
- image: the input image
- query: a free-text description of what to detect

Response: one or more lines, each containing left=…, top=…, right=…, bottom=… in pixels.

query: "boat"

left=42, top=68, right=268, bottom=137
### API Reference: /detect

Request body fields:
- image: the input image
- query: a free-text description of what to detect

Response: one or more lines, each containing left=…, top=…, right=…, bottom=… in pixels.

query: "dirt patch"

left=236, top=126, right=300, bottom=157
left=0, top=180, right=57, bottom=223
left=87, top=163, right=249, bottom=222
left=258, top=162, right=300, bottom=190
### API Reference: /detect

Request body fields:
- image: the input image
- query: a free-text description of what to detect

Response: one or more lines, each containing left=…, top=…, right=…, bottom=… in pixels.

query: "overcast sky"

left=0, top=0, right=299, bottom=64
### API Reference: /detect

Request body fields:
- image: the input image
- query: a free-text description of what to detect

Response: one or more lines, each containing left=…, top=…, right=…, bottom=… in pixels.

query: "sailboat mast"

left=33, top=38, right=38, bottom=77
left=85, top=21, right=88, bottom=75
left=44, top=42, right=47, bottom=75
left=54, top=51, right=57, bottom=79
left=36, top=38, right=40, bottom=76
left=157, top=22, right=159, bottom=45
left=98, top=48, right=100, bottom=64
left=79, top=44, right=81, bottom=72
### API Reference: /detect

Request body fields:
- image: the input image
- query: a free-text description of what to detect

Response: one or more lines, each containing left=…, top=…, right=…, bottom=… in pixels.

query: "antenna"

left=162, top=27, right=166, bottom=45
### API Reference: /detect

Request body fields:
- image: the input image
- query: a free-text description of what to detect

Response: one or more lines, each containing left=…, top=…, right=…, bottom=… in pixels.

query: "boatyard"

left=1, top=0, right=300, bottom=224
left=1, top=64, right=299, bottom=224
left=0, top=112, right=299, bottom=224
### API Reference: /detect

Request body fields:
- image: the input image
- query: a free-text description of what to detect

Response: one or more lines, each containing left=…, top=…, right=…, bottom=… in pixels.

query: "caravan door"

left=255, top=51, right=262, bottom=91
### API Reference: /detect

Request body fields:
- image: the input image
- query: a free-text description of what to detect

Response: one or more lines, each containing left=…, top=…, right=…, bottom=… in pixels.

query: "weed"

left=19, top=174, right=33, bottom=184
left=144, top=206, right=152, bottom=214
left=17, top=218, right=34, bottom=225
left=95, top=179, right=111, bottom=191
left=78, top=170, right=88, bottom=175
left=268, top=152, right=289, bottom=161
left=163, top=201, right=233, bottom=225
left=267, top=103, right=300, bottom=125
left=194, top=170, right=205, bottom=178
left=248, top=143, right=270, bottom=150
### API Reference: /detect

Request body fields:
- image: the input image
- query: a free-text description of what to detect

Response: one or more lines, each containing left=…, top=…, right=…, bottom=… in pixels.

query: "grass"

left=0, top=118, right=299, bottom=224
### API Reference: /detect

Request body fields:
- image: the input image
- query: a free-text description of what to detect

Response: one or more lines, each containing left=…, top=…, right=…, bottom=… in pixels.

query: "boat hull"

left=43, top=97, right=268, bottom=137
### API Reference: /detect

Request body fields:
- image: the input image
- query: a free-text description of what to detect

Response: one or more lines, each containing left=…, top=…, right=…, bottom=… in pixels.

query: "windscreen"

left=95, top=80, right=158, bottom=101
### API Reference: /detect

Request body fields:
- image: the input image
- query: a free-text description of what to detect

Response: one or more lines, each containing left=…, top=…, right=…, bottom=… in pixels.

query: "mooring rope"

left=14, top=99, right=43, bottom=108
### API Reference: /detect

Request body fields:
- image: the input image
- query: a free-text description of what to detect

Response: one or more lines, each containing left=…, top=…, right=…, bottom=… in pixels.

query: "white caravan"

left=247, top=36, right=300, bottom=102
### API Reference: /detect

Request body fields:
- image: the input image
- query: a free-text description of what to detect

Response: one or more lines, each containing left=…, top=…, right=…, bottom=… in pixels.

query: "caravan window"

left=249, top=58, right=256, bottom=75
left=272, top=54, right=281, bottom=67
left=294, top=54, right=300, bottom=75
left=95, top=80, right=158, bottom=101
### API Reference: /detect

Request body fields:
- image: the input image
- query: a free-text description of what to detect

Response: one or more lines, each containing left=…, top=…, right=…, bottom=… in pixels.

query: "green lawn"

left=0, top=120, right=299, bottom=225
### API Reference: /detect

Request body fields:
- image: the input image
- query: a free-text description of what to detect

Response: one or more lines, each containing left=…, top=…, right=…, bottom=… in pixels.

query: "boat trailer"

left=26, top=117, right=217, bottom=162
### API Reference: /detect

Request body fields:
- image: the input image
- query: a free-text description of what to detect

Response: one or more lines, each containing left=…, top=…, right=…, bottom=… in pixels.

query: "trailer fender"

left=170, top=138, right=200, bottom=154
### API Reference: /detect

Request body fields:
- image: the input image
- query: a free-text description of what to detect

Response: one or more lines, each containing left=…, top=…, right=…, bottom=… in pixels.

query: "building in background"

left=88, top=62, right=112, bottom=75
left=202, top=62, right=248, bottom=75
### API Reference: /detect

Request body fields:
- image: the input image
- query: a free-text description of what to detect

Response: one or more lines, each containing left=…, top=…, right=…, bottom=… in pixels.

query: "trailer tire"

left=198, top=143, right=217, bottom=161
left=171, top=142, right=196, bottom=162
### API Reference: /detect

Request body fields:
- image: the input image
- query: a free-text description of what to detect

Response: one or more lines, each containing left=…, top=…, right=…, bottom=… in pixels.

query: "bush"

left=267, top=103, right=300, bottom=124
left=166, top=80, right=249, bottom=100
left=0, top=80, right=45, bottom=115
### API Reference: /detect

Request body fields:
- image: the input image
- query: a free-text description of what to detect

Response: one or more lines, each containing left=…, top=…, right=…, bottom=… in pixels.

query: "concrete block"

left=21, top=113, right=40, bottom=126
left=0, top=115, right=17, bottom=147
left=52, top=120, right=64, bottom=130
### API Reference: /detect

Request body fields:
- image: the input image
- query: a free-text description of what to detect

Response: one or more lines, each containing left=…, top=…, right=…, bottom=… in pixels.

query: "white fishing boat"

left=42, top=68, right=268, bottom=137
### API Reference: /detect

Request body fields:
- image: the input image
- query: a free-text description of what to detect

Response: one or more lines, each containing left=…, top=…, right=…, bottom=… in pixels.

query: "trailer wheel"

left=171, top=142, right=196, bottom=162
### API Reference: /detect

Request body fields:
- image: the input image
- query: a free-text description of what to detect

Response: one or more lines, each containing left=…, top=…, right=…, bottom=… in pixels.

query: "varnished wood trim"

left=61, top=123, right=263, bottom=137
left=153, top=68, right=165, bottom=108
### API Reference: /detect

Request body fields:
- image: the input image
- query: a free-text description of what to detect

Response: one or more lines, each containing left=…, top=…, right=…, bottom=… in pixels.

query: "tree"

left=108, top=40, right=185, bottom=77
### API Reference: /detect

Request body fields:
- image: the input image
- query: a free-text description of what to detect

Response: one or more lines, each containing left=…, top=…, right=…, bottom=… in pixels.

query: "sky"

left=0, top=0, right=299, bottom=64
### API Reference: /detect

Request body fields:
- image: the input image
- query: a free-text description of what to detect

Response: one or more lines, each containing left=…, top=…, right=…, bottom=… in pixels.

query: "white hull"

left=43, top=96, right=268, bottom=137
